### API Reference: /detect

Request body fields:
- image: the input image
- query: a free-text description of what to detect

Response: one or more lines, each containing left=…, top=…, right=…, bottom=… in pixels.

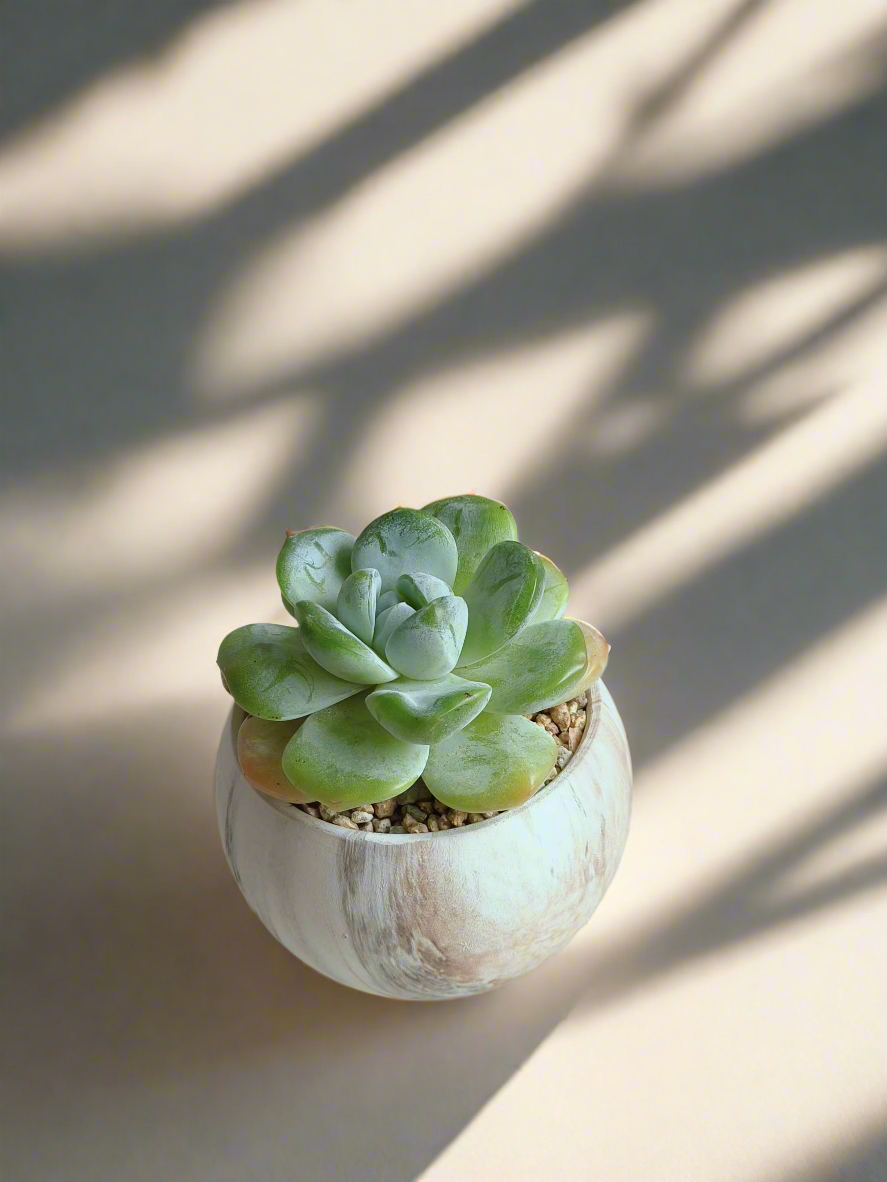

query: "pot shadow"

left=0, top=702, right=620, bottom=1181
left=4, top=698, right=886, bottom=1182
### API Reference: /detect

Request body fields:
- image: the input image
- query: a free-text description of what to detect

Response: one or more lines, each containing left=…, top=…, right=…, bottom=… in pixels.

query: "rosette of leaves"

left=218, top=495, right=608, bottom=816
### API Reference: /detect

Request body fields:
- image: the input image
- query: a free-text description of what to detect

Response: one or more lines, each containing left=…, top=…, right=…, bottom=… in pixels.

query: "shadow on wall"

left=4, top=1, right=887, bottom=731
left=2, top=0, right=641, bottom=488
left=3, top=1, right=887, bottom=1181
left=607, top=451, right=887, bottom=766
left=774, top=1124, right=887, bottom=1182
left=1, top=0, right=242, bottom=139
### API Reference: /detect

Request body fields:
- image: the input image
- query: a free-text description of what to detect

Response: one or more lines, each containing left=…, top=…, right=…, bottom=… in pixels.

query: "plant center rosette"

left=217, top=495, right=609, bottom=829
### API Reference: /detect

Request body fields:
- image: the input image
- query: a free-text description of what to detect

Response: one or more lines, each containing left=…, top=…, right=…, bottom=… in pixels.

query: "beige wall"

left=2, top=1, right=886, bottom=1179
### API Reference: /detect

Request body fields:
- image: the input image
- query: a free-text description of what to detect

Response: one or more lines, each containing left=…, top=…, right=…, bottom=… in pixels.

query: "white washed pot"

left=215, top=682, right=632, bottom=1001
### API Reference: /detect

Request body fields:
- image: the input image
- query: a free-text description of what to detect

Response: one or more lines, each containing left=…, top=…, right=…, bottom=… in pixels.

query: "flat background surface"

left=2, top=2, right=886, bottom=1179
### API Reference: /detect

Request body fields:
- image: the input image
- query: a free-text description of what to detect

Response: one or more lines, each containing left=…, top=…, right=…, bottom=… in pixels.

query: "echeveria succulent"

left=218, top=495, right=608, bottom=814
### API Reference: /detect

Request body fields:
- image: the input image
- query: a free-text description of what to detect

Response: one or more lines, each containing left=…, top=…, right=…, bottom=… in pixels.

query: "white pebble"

left=549, top=703, right=571, bottom=731
left=350, top=810, right=374, bottom=825
left=332, top=815, right=359, bottom=830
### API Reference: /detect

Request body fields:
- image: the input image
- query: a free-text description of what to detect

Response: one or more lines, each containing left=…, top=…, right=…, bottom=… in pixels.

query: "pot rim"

left=226, top=682, right=604, bottom=841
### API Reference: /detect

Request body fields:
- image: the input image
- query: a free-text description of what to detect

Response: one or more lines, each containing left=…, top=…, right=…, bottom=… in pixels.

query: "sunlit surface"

left=2, top=0, right=885, bottom=1179
left=326, top=314, right=651, bottom=521
left=0, top=0, right=520, bottom=245
left=572, top=377, right=887, bottom=629
left=1, top=398, right=316, bottom=604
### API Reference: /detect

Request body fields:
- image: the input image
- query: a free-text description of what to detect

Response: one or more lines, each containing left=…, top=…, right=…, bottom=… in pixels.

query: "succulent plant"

left=218, top=495, right=608, bottom=815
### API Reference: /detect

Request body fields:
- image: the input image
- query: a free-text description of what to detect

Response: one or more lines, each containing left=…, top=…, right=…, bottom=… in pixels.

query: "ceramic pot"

left=215, top=682, right=632, bottom=1000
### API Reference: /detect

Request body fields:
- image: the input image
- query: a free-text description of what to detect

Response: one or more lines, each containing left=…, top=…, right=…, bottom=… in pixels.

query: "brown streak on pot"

left=338, top=838, right=497, bottom=998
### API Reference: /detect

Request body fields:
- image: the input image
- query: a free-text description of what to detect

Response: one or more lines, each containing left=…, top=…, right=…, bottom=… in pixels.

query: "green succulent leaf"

left=365, top=674, right=491, bottom=745
left=375, top=589, right=403, bottom=616
left=282, top=694, right=429, bottom=810
left=217, top=624, right=363, bottom=720
left=372, top=601, right=416, bottom=656
left=572, top=618, right=610, bottom=689
left=421, top=493, right=518, bottom=594
left=351, top=507, right=458, bottom=593
left=422, top=712, right=557, bottom=812
left=293, top=600, right=398, bottom=685
left=395, top=571, right=452, bottom=609
left=385, top=595, right=468, bottom=680
left=276, top=527, right=355, bottom=613
left=457, top=540, right=545, bottom=665
left=531, top=552, right=569, bottom=622
left=457, top=617, right=593, bottom=714
left=237, top=715, right=312, bottom=803
left=336, top=568, right=381, bottom=645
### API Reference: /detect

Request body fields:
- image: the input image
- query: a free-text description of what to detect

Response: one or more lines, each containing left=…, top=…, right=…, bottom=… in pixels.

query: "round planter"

left=215, top=682, right=632, bottom=1001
